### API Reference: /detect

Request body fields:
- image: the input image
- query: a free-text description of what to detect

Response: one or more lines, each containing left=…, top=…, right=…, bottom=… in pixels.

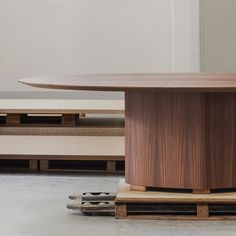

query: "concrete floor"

left=0, top=174, right=236, bottom=236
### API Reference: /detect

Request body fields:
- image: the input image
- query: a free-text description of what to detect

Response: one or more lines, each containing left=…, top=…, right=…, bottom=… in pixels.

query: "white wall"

left=0, top=0, right=199, bottom=97
left=200, top=0, right=236, bottom=72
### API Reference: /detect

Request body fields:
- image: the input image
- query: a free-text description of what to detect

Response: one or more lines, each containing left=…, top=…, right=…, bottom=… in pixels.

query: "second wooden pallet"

left=115, top=179, right=236, bottom=220
left=0, top=155, right=124, bottom=173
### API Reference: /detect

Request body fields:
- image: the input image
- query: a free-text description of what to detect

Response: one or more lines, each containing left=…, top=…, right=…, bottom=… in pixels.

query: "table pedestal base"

left=125, top=92, right=236, bottom=190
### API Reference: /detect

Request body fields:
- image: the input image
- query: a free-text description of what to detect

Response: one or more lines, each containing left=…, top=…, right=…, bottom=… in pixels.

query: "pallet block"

left=61, top=114, right=79, bottom=126
left=29, top=160, right=38, bottom=171
left=115, top=179, right=236, bottom=220
left=6, top=114, right=21, bottom=126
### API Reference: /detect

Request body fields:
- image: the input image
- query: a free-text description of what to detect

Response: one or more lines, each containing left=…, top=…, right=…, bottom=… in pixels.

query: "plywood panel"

left=0, top=136, right=124, bottom=156
left=0, top=99, right=124, bottom=114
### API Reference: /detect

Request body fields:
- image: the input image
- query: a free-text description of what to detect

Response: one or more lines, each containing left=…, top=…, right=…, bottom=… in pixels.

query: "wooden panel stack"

left=0, top=99, right=125, bottom=173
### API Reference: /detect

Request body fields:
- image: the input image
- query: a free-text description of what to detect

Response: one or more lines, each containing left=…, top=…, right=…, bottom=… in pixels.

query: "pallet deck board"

left=0, top=127, right=124, bottom=136
left=116, top=179, right=236, bottom=203
left=0, top=116, right=125, bottom=136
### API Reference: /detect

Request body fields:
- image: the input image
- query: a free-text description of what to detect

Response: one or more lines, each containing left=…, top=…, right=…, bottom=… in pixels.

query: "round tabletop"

left=19, top=73, right=236, bottom=92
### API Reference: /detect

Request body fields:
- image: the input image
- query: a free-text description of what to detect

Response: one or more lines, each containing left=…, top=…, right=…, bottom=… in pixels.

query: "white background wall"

left=0, top=0, right=199, bottom=98
left=200, top=0, right=236, bottom=72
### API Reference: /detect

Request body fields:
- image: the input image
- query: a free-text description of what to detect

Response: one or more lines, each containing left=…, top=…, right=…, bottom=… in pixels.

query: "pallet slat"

left=0, top=127, right=124, bottom=136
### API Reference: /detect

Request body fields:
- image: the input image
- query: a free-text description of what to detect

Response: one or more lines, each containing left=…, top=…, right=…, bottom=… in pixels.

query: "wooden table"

left=20, top=73, right=236, bottom=193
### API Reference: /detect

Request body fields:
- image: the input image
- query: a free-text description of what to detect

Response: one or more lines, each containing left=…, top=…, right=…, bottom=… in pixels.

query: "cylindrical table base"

left=125, top=91, right=236, bottom=190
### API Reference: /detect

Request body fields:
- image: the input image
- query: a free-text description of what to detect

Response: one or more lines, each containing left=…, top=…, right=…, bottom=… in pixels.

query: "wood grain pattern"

left=125, top=92, right=236, bottom=190
left=19, top=73, right=236, bottom=92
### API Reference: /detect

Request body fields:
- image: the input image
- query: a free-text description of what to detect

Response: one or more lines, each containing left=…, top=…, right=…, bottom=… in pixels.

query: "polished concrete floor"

left=0, top=173, right=236, bottom=236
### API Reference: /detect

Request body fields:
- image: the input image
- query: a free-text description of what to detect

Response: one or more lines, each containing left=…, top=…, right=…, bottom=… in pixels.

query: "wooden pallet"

left=0, top=99, right=124, bottom=136
left=115, top=179, right=236, bottom=220
left=67, top=192, right=116, bottom=216
left=0, top=116, right=124, bottom=135
left=0, top=155, right=124, bottom=173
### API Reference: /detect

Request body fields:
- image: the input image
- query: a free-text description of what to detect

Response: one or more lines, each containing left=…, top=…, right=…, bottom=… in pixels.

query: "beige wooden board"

left=0, top=99, right=124, bottom=114
left=116, top=179, right=236, bottom=203
left=0, top=127, right=124, bottom=136
left=0, top=136, right=124, bottom=156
